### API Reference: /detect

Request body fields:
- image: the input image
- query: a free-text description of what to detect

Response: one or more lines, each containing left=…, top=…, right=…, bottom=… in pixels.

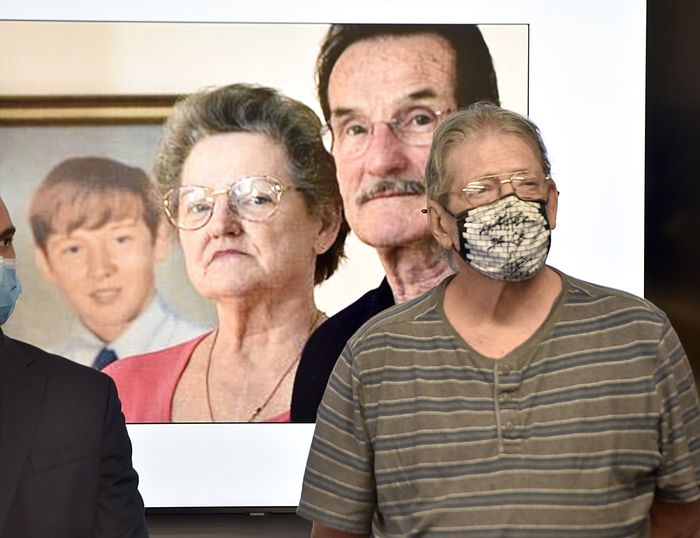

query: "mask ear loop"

left=445, top=205, right=473, bottom=262
left=453, top=215, right=470, bottom=261
left=0, top=256, right=17, bottom=268
left=422, top=207, right=469, bottom=262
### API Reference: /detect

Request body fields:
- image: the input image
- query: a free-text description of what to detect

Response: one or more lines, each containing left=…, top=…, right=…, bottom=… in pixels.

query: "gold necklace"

left=204, top=309, right=325, bottom=422
left=245, top=351, right=301, bottom=422
left=204, top=329, right=219, bottom=422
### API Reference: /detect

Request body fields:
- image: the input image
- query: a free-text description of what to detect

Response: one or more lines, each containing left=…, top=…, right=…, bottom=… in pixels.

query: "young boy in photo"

left=29, top=156, right=207, bottom=369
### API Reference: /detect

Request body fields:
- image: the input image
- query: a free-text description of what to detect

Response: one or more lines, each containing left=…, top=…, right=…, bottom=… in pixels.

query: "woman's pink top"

left=104, top=331, right=291, bottom=423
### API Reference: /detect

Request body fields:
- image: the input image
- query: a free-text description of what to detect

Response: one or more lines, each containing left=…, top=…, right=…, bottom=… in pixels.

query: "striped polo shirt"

left=298, top=271, right=700, bottom=537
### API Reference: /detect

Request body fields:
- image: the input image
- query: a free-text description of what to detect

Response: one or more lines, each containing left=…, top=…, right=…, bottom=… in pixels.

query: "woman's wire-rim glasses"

left=163, top=175, right=300, bottom=230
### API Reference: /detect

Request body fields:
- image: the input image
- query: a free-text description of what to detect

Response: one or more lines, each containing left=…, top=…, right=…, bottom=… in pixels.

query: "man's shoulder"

left=5, top=334, right=110, bottom=389
left=107, top=332, right=206, bottom=379
left=47, top=332, right=100, bottom=367
left=559, top=271, right=672, bottom=340
left=309, top=278, right=395, bottom=343
left=117, top=292, right=209, bottom=354
left=347, top=283, right=443, bottom=346
left=152, top=292, right=209, bottom=333
left=322, top=278, right=394, bottom=327
left=563, top=271, right=666, bottom=318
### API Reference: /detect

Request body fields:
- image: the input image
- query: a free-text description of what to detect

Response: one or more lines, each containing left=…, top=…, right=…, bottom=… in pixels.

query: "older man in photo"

left=291, top=24, right=500, bottom=421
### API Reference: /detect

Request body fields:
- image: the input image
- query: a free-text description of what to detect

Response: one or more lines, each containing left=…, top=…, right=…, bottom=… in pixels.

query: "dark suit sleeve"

left=94, top=377, right=148, bottom=538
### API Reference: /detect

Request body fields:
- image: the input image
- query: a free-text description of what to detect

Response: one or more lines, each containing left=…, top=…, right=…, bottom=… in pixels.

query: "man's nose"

left=363, top=123, right=412, bottom=178
left=500, top=179, right=517, bottom=197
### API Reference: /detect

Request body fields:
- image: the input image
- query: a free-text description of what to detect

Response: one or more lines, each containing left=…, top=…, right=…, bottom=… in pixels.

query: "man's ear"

left=34, top=246, right=57, bottom=284
left=153, top=220, right=173, bottom=262
left=546, top=179, right=559, bottom=230
left=314, top=205, right=343, bottom=255
left=427, top=200, right=456, bottom=251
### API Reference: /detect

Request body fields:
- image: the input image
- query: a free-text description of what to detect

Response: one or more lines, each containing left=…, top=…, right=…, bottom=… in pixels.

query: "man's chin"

left=353, top=225, right=432, bottom=251
left=349, top=202, right=431, bottom=249
left=79, top=304, right=142, bottom=331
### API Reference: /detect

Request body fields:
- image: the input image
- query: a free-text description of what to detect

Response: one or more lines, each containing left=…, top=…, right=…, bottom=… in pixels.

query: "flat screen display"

left=0, top=0, right=646, bottom=509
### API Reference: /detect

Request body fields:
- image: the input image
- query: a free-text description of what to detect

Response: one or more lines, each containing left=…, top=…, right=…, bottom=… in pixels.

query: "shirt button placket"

left=498, top=364, right=520, bottom=443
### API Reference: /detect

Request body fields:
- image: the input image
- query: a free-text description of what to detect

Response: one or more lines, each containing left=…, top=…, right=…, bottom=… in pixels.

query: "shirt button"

left=500, top=364, right=512, bottom=375
left=501, top=392, right=513, bottom=403
left=505, top=421, right=515, bottom=430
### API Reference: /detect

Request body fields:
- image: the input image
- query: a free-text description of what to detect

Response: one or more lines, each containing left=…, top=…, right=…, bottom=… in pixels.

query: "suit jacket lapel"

left=0, top=333, right=46, bottom=531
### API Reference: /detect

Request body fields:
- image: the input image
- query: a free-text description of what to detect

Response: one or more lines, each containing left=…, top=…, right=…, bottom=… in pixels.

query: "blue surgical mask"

left=0, top=257, right=22, bottom=325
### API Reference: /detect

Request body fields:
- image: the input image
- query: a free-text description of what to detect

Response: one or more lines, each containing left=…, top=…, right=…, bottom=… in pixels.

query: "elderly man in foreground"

left=298, top=103, right=700, bottom=537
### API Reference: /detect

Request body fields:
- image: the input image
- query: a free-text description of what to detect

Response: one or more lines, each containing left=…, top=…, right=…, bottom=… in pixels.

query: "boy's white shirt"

left=49, top=292, right=209, bottom=367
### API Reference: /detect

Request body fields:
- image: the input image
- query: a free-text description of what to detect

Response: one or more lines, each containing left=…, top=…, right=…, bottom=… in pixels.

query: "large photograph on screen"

left=1, top=21, right=529, bottom=426
left=0, top=2, right=646, bottom=509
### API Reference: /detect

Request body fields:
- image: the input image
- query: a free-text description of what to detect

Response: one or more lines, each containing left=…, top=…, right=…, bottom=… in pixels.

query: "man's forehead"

left=330, top=88, right=443, bottom=119
left=0, top=198, right=14, bottom=233
left=445, top=131, right=544, bottom=181
left=328, top=32, right=457, bottom=117
left=46, top=217, right=146, bottom=244
left=44, top=193, right=149, bottom=242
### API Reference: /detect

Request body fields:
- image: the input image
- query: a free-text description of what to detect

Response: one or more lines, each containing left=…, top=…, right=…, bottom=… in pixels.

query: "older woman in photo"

left=105, top=84, right=347, bottom=422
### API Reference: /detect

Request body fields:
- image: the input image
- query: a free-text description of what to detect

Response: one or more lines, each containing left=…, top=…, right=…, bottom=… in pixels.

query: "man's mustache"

left=356, top=178, right=426, bottom=206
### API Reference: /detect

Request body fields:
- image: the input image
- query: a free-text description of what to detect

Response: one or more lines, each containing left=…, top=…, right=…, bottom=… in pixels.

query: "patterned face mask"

left=450, top=194, right=551, bottom=281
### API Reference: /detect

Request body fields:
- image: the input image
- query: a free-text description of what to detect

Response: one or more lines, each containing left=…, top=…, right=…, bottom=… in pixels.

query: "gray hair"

left=154, top=83, right=348, bottom=284
left=425, top=102, right=551, bottom=206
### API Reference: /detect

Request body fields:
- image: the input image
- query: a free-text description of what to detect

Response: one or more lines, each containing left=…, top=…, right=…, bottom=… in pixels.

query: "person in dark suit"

left=0, top=195, right=148, bottom=538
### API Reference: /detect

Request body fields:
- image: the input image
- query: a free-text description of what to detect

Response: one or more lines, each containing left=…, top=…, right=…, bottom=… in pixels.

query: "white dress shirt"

left=50, top=292, right=209, bottom=367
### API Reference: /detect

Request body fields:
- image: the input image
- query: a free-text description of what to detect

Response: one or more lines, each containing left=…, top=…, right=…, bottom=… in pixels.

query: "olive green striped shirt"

left=298, top=272, right=700, bottom=537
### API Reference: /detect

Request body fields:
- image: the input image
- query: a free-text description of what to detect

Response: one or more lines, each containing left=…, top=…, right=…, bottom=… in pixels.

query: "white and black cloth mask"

left=451, top=194, right=551, bottom=281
